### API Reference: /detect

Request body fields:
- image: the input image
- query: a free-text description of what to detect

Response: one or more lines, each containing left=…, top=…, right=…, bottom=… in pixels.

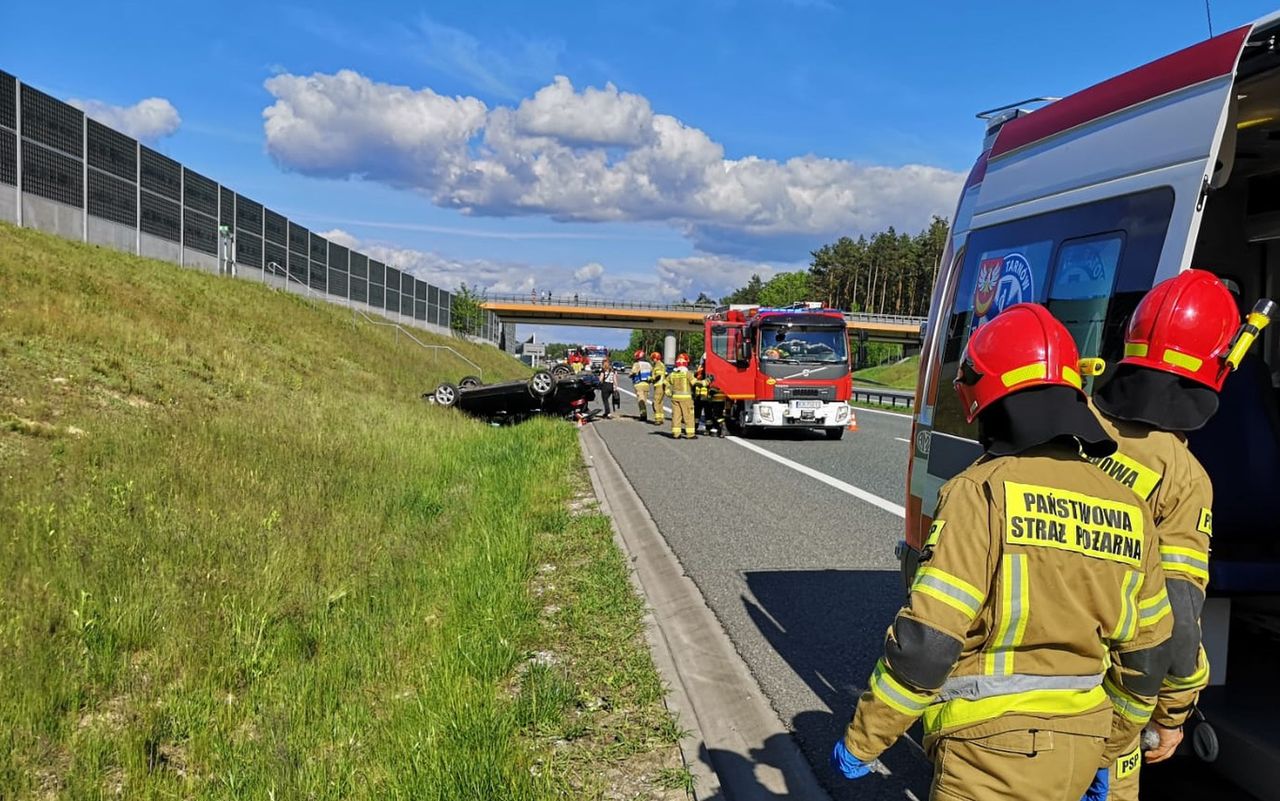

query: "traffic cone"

left=846, top=409, right=859, bottom=432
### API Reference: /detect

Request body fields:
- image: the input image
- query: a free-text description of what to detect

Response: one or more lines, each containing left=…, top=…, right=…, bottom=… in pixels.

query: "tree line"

left=722, top=216, right=949, bottom=317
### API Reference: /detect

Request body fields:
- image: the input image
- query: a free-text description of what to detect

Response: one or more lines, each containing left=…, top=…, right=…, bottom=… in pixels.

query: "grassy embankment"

left=852, top=355, right=919, bottom=390
left=0, top=224, right=683, bottom=799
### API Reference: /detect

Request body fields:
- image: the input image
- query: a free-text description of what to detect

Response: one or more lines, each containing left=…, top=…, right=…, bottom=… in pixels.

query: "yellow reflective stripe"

left=869, top=659, right=934, bottom=717
left=985, top=554, right=1029, bottom=676
left=1110, top=570, right=1143, bottom=642
left=1061, top=365, right=1082, bottom=388
left=1001, top=362, right=1047, bottom=387
left=1138, top=586, right=1171, bottom=626
left=913, top=566, right=984, bottom=618
left=1163, top=652, right=1210, bottom=691
left=1160, top=546, right=1209, bottom=581
left=1162, top=348, right=1203, bottom=372
left=1103, top=676, right=1155, bottom=724
left=1125, top=343, right=1149, bottom=358
left=921, top=686, right=1109, bottom=734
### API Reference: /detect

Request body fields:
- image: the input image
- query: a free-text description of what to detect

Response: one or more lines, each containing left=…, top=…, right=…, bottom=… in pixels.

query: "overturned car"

left=425, top=371, right=600, bottom=424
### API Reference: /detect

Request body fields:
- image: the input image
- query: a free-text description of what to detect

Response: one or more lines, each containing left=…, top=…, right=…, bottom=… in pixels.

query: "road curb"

left=579, top=424, right=832, bottom=801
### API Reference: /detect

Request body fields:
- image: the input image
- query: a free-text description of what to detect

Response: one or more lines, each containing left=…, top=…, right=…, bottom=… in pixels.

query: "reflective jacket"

left=652, top=361, right=668, bottom=387
left=1092, top=410, right=1213, bottom=727
left=630, top=360, right=653, bottom=384
left=693, top=377, right=709, bottom=399
left=844, top=445, right=1173, bottom=763
left=666, top=368, right=693, bottom=398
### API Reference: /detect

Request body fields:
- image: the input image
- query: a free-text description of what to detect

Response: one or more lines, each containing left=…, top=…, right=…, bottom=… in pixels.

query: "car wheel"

left=458, top=375, right=483, bottom=389
left=434, top=383, right=459, bottom=407
left=528, top=370, right=556, bottom=399
left=551, top=363, right=572, bottom=377
left=825, top=427, right=845, bottom=441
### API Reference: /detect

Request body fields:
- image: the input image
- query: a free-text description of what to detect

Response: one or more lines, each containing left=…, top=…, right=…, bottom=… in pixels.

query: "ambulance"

left=902, top=16, right=1280, bottom=797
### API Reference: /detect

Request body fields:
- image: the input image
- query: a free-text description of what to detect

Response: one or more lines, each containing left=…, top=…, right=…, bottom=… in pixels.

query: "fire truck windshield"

left=758, top=325, right=848, bottom=364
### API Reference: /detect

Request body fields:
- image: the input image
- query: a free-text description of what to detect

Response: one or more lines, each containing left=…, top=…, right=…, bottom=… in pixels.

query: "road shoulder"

left=579, top=424, right=832, bottom=801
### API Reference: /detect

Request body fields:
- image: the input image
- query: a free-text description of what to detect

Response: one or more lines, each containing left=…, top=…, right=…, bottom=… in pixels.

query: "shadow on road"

left=743, top=569, right=933, bottom=800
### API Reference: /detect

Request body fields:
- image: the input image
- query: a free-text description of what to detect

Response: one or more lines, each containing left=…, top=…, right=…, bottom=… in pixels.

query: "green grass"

left=0, top=224, right=678, bottom=799
left=853, top=355, right=920, bottom=390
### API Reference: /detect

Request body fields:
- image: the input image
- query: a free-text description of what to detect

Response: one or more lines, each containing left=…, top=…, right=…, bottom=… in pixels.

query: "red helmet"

left=634, top=350, right=646, bottom=360
left=651, top=351, right=663, bottom=362
left=954, top=303, right=1084, bottom=423
left=675, top=353, right=690, bottom=367
left=1120, top=269, right=1241, bottom=391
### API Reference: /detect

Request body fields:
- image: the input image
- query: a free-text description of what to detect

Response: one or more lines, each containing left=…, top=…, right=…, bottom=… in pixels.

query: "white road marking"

left=618, top=385, right=906, bottom=518
left=727, top=437, right=906, bottom=518
left=894, top=437, right=910, bottom=443
left=853, top=404, right=913, bottom=420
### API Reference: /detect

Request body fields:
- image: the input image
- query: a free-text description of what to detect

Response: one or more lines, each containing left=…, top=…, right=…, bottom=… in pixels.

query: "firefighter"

left=1089, top=270, right=1273, bottom=800
left=705, top=372, right=729, bottom=438
left=667, top=353, right=696, bottom=439
left=650, top=351, right=668, bottom=425
left=832, top=303, right=1173, bottom=801
left=693, top=365, right=709, bottom=432
left=630, top=350, right=653, bottom=422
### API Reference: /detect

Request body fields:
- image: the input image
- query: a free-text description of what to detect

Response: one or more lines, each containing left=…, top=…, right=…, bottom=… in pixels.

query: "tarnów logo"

left=975, top=252, right=1035, bottom=321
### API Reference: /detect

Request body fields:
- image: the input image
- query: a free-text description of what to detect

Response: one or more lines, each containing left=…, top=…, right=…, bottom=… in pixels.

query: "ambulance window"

left=930, top=187, right=1173, bottom=440
left=1046, top=233, right=1124, bottom=391
left=710, top=326, right=730, bottom=360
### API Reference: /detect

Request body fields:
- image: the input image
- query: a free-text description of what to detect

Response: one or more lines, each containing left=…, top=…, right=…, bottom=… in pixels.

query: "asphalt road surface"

left=600, top=388, right=1249, bottom=801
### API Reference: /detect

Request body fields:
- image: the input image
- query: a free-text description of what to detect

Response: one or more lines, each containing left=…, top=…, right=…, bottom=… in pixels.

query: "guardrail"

left=852, top=387, right=916, bottom=410
left=483, top=292, right=928, bottom=327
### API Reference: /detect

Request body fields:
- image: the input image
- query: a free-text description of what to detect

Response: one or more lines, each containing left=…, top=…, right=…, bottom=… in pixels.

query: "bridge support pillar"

left=663, top=334, right=676, bottom=366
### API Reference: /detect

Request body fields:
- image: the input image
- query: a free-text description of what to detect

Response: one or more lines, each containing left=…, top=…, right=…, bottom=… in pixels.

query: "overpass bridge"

left=480, top=294, right=925, bottom=345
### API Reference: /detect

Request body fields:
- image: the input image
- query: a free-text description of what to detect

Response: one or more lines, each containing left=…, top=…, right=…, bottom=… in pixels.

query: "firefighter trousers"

left=1106, top=732, right=1142, bottom=801
left=671, top=396, right=695, bottom=438
left=652, top=383, right=666, bottom=422
left=634, top=383, right=650, bottom=420
left=925, top=728, right=1105, bottom=801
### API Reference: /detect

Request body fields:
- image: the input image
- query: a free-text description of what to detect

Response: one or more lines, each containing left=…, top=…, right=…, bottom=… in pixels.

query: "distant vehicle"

left=702, top=302, right=854, bottom=439
left=425, top=371, right=600, bottom=424
left=582, top=344, right=610, bottom=372
left=902, top=18, right=1280, bottom=798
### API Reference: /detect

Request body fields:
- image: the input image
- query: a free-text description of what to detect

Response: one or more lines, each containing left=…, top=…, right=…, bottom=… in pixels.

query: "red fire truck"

left=702, top=303, right=854, bottom=439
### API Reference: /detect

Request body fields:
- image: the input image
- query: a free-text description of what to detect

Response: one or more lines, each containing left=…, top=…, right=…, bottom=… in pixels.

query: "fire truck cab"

left=905, top=15, right=1280, bottom=798
left=703, top=303, right=854, bottom=439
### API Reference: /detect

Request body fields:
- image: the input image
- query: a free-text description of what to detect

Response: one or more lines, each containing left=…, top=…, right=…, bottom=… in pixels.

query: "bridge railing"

left=483, top=292, right=928, bottom=327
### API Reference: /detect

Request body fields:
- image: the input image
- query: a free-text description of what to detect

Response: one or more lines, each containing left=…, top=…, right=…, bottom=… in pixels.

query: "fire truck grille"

left=776, top=385, right=835, bottom=402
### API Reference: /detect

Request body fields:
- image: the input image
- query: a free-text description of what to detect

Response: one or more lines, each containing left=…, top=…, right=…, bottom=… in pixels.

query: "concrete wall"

left=0, top=187, right=16, bottom=224
left=182, top=247, right=219, bottom=274
left=87, top=216, right=136, bottom=255
left=22, top=195, right=82, bottom=241
left=139, top=232, right=181, bottom=264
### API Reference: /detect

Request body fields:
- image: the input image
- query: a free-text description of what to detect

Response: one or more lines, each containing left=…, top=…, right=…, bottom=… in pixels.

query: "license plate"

left=791, top=400, right=822, bottom=409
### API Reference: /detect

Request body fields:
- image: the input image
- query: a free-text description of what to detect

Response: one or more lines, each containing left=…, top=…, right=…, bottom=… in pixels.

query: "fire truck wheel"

left=824, top=427, right=845, bottom=441
left=458, top=375, right=483, bottom=389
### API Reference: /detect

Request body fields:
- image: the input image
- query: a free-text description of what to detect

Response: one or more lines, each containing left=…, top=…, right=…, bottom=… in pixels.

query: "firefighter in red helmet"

left=667, top=353, right=697, bottom=439
left=650, top=351, right=668, bottom=425
left=1089, top=270, right=1273, bottom=801
left=629, top=349, right=653, bottom=422
left=833, top=304, right=1172, bottom=801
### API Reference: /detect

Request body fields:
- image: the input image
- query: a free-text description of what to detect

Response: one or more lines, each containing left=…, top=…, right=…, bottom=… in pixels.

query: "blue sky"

left=5, top=0, right=1277, bottom=346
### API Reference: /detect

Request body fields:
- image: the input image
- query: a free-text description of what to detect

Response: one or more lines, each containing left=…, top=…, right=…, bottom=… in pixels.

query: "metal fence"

left=0, top=67, right=505, bottom=344
left=851, top=386, right=916, bottom=410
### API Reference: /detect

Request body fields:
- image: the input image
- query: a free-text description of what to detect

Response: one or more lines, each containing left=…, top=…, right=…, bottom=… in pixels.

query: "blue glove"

left=1081, top=767, right=1109, bottom=801
left=830, top=740, right=873, bottom=780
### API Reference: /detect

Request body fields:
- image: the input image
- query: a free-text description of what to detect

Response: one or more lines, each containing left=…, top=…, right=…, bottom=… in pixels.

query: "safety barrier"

left=852, top=387, right=916, bottom=410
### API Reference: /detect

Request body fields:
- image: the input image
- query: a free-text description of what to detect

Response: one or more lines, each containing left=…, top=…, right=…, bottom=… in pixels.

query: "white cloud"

left=573, top=261, right=605, bottom=282
left=656, top=255, right=780, bottom=301
left=68, top=97, right=181, bottom=141
left=319, top=228, right=360, bottom=249
left=263, top=72, right=964, bottom=258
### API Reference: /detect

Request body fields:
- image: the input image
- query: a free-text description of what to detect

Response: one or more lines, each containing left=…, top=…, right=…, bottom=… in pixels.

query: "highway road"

left=603, top=390, right=931, bottom=800
left=600, top=388, right=1246, bottom=801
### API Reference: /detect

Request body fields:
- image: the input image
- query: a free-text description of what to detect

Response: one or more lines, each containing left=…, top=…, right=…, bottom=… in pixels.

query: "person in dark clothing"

left=600, top=358, right=618, bottom=418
